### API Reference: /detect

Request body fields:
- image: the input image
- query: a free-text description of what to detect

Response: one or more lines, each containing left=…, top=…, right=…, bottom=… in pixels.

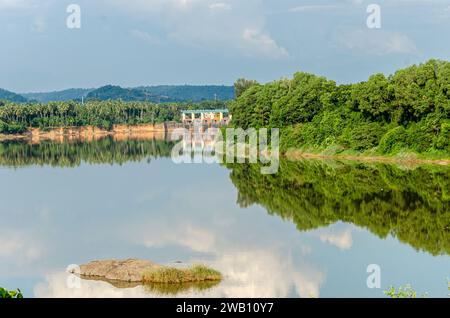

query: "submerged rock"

left=75, top=259, right=161, bottom=282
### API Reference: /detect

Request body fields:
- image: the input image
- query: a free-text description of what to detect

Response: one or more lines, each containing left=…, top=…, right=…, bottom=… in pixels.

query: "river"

left=0, top=137, right=448, bottom=298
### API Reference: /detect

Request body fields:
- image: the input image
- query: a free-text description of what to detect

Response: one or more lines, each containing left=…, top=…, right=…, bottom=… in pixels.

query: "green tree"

left=234, top=78, right=259, bottom=99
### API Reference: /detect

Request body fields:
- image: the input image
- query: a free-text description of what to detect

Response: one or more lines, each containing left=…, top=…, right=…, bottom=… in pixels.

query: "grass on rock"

left=142, top=265, right=222, bottom=284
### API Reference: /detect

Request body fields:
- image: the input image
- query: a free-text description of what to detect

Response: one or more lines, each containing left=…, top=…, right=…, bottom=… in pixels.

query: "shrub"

left=434, top=122, right=450, bottom=151
left=0, top=121, right=27, bottom=134
left=347, top=122, right=387, bottom=151
left=378, top=126, right=408, bottom=154
left=404, top=121, right=437, bottom=153
left=0, top=287, right=23, bottom=298
left=280, top=124, right=305, bottom=152
left=384, top=285, right=418, bottom=298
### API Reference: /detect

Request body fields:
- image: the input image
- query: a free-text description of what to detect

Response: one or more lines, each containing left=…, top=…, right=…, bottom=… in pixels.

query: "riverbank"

left=285, top=149, right=450, bottom=166
left=2, top=123, right=450, bottom=166
left=0, top=123, right=168, bottom=143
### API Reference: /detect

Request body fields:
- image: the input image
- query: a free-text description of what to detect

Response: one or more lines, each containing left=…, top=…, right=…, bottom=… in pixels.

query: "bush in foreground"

left=0, top=287, right=23, bottom=298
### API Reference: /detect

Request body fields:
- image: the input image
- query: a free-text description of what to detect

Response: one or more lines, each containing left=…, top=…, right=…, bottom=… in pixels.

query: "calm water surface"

left=0, top=138, right=448, bottom=298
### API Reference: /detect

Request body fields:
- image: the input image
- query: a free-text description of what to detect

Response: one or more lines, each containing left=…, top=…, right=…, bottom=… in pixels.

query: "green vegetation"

left=0, top=89, right=28, bottom=103
left=0, top=100, right=229, bottom=134
left=0, top=137, right=173, bottom=168
left=10, top=85, right=234, bottom=103
left=22, top=88, right=93, bottom=103
left=140, top=85, right=235, bottom=102
left=86, top=85, right=153, bottom=102
left=142, top=265, right=222, bottom=284
left=385, top=282, right=450, bottom=298
left=234, top=78, right=259, bottom=99
left=143, top=281, right=220, bottom=296
left=1, top=138, right=448, bottom=256
left=1, top=138, right=449, bottom=256
left=384, top=285, right=420, bottom=298
left=0, top=287, right=23, bottom=298
left=86, top=85, right=234, bottom=103
left=229, top=59, right=450, bottom=159
left=225, top=159, right=450, bottom=256
left=0, top=88, right=27, bottom=105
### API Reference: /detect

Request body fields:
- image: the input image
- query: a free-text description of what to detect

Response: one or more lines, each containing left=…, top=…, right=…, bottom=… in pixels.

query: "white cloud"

left=138, top=223, right=216, bottom=253
left=34, top=272, right=151, bottom=298
left=108, top=0, right=197, bottom=15
left=211, top=250, right=325, bottom=298
left=0, top=0, right=40, bottom=10
left=209, top=2, right=231, bottom=11
left=241, top=28, right=289, bottom=59
left=121, top=209, right=325, bottom=298
left=289, top=4, right=338, bottom=12
left=130, top=29, right=161, bottom=45
left=108, top=0, right=289, bottom=59
left=291, top=264, right=326, bottom=298
left=34, top=249, right=326, bottom=298
left=0, top=230, right=43, bottom=262
left=31, top=16, right=46, bottom=32
left=335, top=29, right=417, bottom=55
left=348, top=0, right=363, bottom=4
left=0, top=0, right=27, bottom=10
left=317, top=228, right=353, bottom=250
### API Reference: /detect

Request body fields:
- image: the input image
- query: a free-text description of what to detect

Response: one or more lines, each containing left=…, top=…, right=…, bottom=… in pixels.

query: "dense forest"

left=23, top=88, right=93, bottom=103
left=86, top=85, right=234, bottom=103
left=226, top=160, right=450, bottom=256
left=85, top=85, right=154, bottom=102
left=17, top=85, right=234, bottom=103
left=139, top=85, right=235, bottom=102
left=0, top=100, right=229, bottom=133
left=230, top=59, right=450, bottom=158
left=0, top=137, right=173, bottom=167
left=0, top=88, right=28, bottom=103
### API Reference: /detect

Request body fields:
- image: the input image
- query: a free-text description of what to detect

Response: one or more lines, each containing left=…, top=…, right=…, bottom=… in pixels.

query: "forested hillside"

left=140, top=85, right=235, bottom=102
left=86, top=85, right=234, bottom=102
left=0, top=89, right=28, bottom=103
left=85, top=85, right=152, bottom=102
left=230, top=59, right=450, bottom=158
left=22, top=88, right=93, bottom=103
left=6, top=85, right=234, bottom=103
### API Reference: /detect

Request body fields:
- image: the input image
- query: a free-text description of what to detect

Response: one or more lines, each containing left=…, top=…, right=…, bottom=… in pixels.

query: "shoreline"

left=285, top=149, right=450, bottom=166
left=1, top=125, right=450, bottom=166
left=0, top=124, right=169, bottom=143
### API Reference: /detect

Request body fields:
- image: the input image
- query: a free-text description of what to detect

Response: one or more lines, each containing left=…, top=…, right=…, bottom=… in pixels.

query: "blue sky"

left=0, top=0, right=449, bottom=92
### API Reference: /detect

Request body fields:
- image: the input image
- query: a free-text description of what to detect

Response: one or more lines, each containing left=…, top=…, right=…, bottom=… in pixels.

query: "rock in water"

left=75, top=259, right=162, bottom=282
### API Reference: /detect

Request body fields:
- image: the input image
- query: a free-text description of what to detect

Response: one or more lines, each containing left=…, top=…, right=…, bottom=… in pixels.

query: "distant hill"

left=85, top=85, right=154, bottom=102
left=86, top=85, right=234, bottom=102
left=140, top=85, right=235, bottom=102
left=22, top=88, right=93, bottom=103
left=0, top=88, right=28, bottom=103
left=4, top=84, right=235, bottom=104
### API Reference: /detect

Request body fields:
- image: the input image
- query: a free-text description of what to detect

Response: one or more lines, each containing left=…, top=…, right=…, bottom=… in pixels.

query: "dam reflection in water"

left=0, top=137, right=448, bottom=298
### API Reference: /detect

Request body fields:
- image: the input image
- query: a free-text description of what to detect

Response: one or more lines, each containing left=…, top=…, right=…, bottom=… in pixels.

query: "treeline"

left=0, top=88, right=27, bottom=103
left=230, top=59, right=450, bottom=157
left=140, top=85, right=235, bottom=102
left=0, top=100, right=229, bottom=134
left=227, top=160, right=450, bottom=256
left=84, top=85, right=235, bottom=103
left=0, top=137, right=174, bottom=168
left=85, top=85, right=154, bottom=102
